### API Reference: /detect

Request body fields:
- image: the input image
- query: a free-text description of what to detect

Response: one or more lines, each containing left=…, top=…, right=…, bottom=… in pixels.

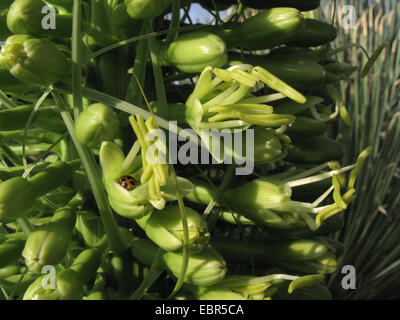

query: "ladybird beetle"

left=117, top=175, right=137, bottom=191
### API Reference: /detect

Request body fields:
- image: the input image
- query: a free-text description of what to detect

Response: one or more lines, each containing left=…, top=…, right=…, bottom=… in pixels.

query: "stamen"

left=239, top=93, right=286, bottom=104
left=312, top=185, right=334, bottom=207
left=326, top=84, right=352, bottom=126
left=252, top=66, right=307, bottom=104
left=202, top=83, right=239, bottom=109
left=332, top=175, right=347, bottom=209
left=121, top=140, right=140, bottom=173
left=348, top=147, right=372, bottom=189
left=287, top=164, right=356, bottom=188
left=197, top=120, right=249, bottom=129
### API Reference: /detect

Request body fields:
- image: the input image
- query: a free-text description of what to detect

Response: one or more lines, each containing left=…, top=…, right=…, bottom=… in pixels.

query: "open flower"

left=100, top=115, right=193, bottom=219
left=184, top=64, right=305, bottom=163
left=223, top=147, right=371, bottom=230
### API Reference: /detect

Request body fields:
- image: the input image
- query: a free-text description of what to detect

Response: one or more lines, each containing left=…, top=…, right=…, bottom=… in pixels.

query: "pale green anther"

left=252, top=66, right=307, bottom=104
left=129, top=115, right=168, bottom=206
left=213, top=67, right=257, bottom=87
left=231, top=68, right=258, bottom=87
left=328, top=162, right=346, bottom=187
left=316, top=188, right=357, bottom=226
left=332, top=175, right=347, bottom=209
left=207, top=104, right=274, bottom=114
left=238, top=113, right=295, bottom=127
left=212, top=68, right=233, bottom=83
left=185, top=64, right=304, bottom=134
left=326, top=84, right=352, bottom=127
left=142, top=205, right=210, bottom=252
left=315, top=203, right=343, bottom=227
left=348, top=146, right=372, bottom=189
left=288, top=274, right=325, bottom=294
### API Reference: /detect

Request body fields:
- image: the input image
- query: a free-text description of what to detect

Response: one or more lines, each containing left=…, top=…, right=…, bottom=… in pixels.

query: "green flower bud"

left=70, top=248, right=102, bottom=284
left=22, top=207, right=76, bottom=273
left=23, top=269, right=83, bottom=300
left=140, top=205, right=210, bottom=252
left=124, top=0, right=171, bottom=19
left=74, top=103, right=120, bottom=149
left=276, top=251, right=338, bottom=274
left=0, top=35, right=69, bottom=87
left=224, top=178, right=292, bottom=214
left=162, top=246, right=227, bottom=287
left=7, top=0, right=72, bottom=38
left=0, top=177, right=36, bottom=223
left=225, top=7, right=305, bottom=50
left=252, top=127, right=290, bottom=164
left=166, top=31, right=228, bottom=73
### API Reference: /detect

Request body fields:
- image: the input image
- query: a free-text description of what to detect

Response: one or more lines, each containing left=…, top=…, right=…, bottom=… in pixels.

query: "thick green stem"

left=53, top=92, right=127, bottom=253
left=72, top=0, right=83, bottom=120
